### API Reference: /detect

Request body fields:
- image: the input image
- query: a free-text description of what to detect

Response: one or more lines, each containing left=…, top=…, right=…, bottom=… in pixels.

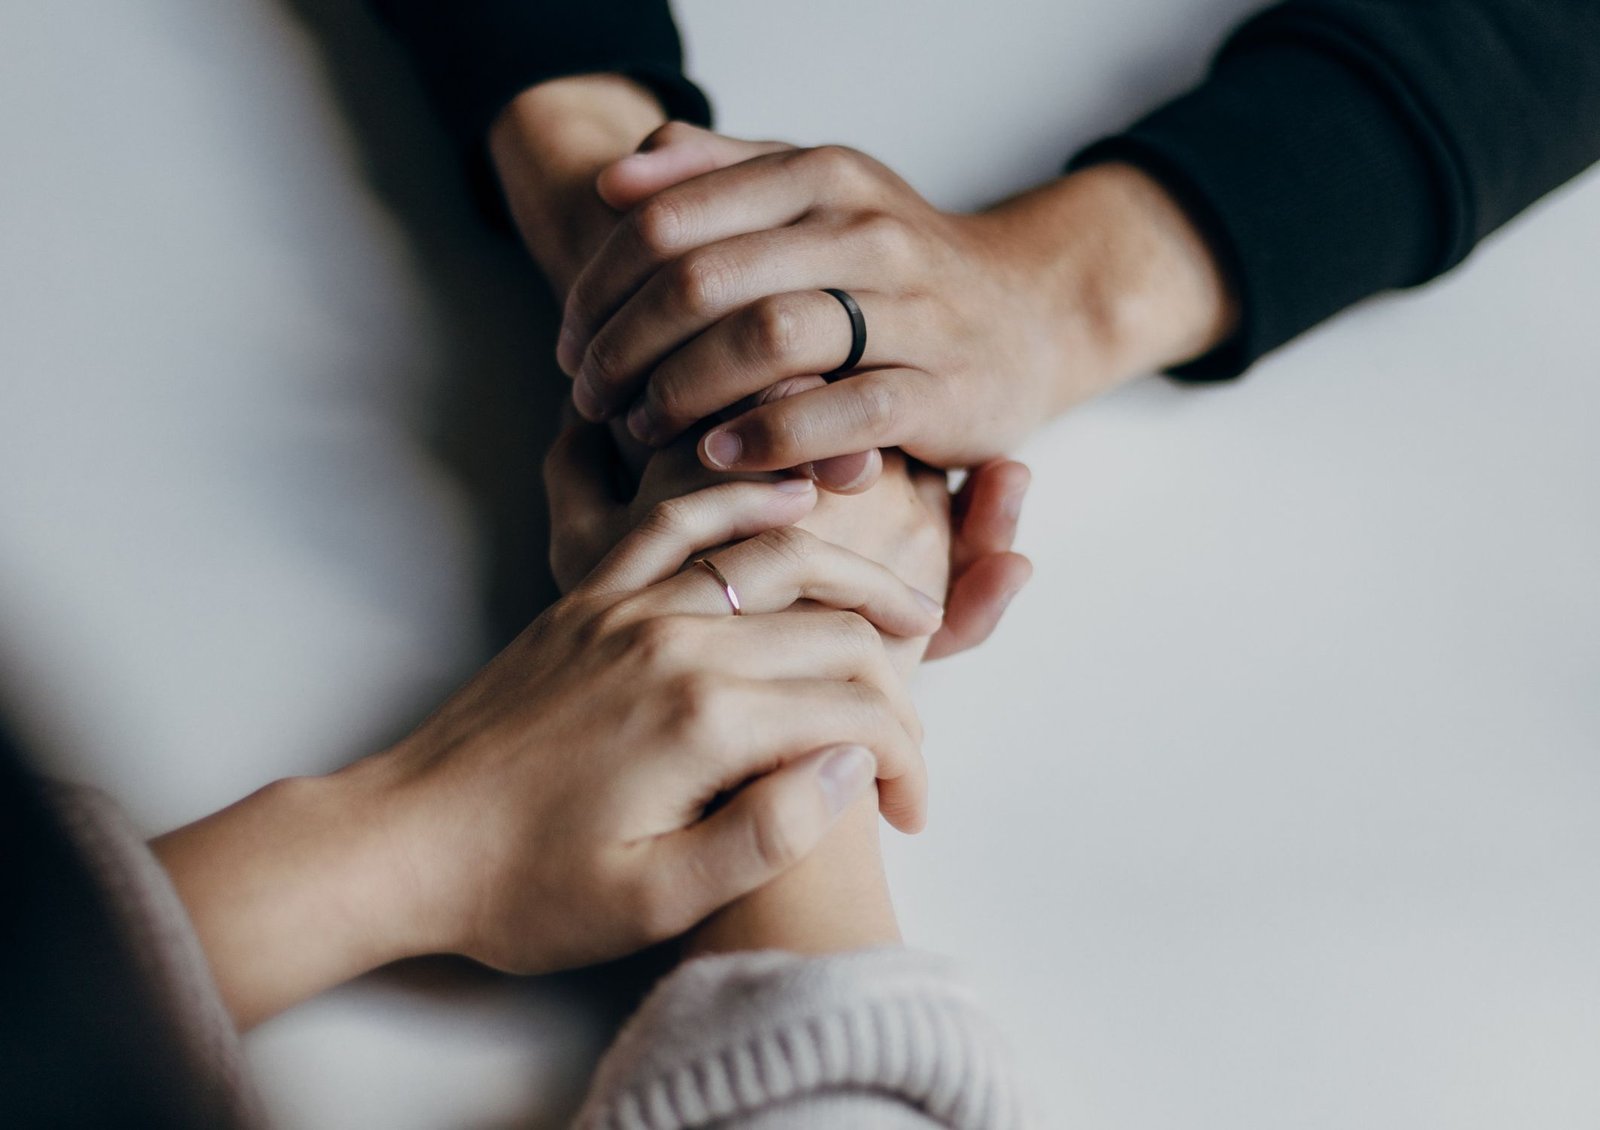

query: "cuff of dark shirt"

left=374, top=1, right=712, bottom=147
left=1071, top=32, right=1445, bottom=380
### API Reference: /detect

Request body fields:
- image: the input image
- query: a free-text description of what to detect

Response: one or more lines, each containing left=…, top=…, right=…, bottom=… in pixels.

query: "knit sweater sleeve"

left=1073, top=0, right=1600, bottom=379
left=576, top=948, right=1031, bottom=1129
left=47, top=784, right=263, bottom=1129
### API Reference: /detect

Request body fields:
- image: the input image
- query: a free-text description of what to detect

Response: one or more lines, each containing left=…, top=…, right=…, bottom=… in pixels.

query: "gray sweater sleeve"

left=576, top=948, right=1031, bottom=1129
left=48, top=785, right=264, bottom=1129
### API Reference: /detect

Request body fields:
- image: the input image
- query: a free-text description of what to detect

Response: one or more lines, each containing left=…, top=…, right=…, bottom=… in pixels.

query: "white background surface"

left=3, top=1, right=1599, bottom=1127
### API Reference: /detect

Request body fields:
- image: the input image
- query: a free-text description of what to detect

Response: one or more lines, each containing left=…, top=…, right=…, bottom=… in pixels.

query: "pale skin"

left=543, top=419, right=961, bottom=957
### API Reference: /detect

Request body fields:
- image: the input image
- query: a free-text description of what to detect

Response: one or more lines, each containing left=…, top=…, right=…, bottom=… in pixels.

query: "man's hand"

left=557, top=123, right=1238, bottom=490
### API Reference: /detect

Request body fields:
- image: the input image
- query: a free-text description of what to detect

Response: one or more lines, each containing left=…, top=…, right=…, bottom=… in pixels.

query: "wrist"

left=978, top=161, right=1239, bottom=412
left=684, top=788, right=899, bottom=960
left=489, top=74, right=668, bottom=297
left=152, top=757, right=428, bottom=1029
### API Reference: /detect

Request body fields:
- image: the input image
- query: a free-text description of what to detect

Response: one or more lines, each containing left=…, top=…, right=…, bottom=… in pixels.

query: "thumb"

left=669, top=745, right=875, bottom=917
left=597, top=122, right=792, bottom=210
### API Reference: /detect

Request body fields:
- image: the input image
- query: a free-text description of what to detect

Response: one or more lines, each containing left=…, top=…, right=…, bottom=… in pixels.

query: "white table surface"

left=4, top=2, right=1599, bottom=1127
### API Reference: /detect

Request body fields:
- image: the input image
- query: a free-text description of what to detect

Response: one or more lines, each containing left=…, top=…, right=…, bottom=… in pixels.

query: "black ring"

left=820, top=288, right=867, bottom=377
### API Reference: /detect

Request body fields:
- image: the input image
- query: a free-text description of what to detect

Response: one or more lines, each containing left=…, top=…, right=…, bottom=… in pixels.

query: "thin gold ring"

left=692, top=557, right=742, bottom=615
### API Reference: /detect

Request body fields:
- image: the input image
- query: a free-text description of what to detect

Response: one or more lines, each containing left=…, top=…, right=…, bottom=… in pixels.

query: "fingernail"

left=573, top=376, right=605, bottom=421
left=626, top=400, right=656, bottom=445
left=773, top=477, right=815, bottom=493
left=816, top=450, right=874, bottom=493
left=557, top=326, right=581, bottom=373
left=1003, top=489, right=1025, bottom=522
left=818, top=746, right=875, bottom=817
left=703, top=428, right=743, bottom=469
left=914, top=589, right=944, bottom=620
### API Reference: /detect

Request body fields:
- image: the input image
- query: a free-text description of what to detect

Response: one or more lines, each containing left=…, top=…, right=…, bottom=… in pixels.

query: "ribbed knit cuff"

left=371, top=0, right=711, bottom=149
left=1073, top=32, right=1443, bottom=379
left=577, top=948, right=1028, bottom=1129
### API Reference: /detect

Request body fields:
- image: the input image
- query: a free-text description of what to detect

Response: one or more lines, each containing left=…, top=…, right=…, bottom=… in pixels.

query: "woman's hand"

left=156, top=473, right=938, bottom=1028
left=549, top=415, right=1032, bottom=663
left=556, top=123, right=1237, bottom=490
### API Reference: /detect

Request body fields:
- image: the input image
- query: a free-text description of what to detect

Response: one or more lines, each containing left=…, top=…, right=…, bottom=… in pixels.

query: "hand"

left=156, top=475, right=938, bottom=1027
left=557, top=123, right=1237, bottom=489
left=489, top=85, right=775, bottom=301
left=546, top=417, right=1032, bottom=663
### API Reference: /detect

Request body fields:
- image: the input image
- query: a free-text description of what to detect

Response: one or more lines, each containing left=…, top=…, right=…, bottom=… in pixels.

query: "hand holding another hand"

left=157, top=475, right=937, bottom=1026
left=553, top=123, right=1236, bottom=490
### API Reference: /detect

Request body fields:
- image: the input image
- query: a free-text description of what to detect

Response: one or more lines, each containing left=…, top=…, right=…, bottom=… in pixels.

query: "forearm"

left=151, top=757, right=430, bottom=1031
left=488, top=74, right=666, bottom=298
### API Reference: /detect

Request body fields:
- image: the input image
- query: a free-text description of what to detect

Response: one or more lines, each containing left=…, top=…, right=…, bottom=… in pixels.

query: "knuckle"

left=633, top=194, right=690, bottom=259
left=807, top=144, right=873, bottom=194
left=838, top=610, right=881, bottom=654
left=849, top=677, right=888, bottom=716
left=648, top=371, right=694, bottom=424
left=846, top=679, right=897, bottom=735
left=669, top=252, right=738, bottom=319
left=743, top=402, right=812, bottom=463
left=666, top=670, right=725, bottom=738
left=629, top=615, right=694, bottom=668
left=854, top=211, right=918, bottom=269
left=640, top=495, right=694, bottom=539
left=585, top=597, right=641, bottom=645
left=757, top=524, right=815, bottom=570
left=744, top=295, right=807, bottom=362
left=852, top=378, right=906, bottom=434
left=582, top=330, right=627, bottom=390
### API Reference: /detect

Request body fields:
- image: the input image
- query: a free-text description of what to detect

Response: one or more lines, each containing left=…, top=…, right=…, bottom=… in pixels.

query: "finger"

left=924, top=551, right=1033, bottom=661
left=805, top=449, right=883, bottom=494
left=639, top=524, right=943, bottom=638
left=581, top=479, right=817, bottom=596
left=648, top=609, right=922, bottom=742
left=662, top=745, right=876, bottom=923
left=738, top=375, right=883, bottom=493
left=573, top=222, right=897, bottom=420
left=699, top=370, right=934, bottom=474
left=596, top=123, right=792, bottom=212
left=950, top=459, right=1032, bottom=574
left=562, top=147, right=832, bottom=377
left=684, top=677, right=923, bottom=832
left=624, top=289, right=910, bottom=446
